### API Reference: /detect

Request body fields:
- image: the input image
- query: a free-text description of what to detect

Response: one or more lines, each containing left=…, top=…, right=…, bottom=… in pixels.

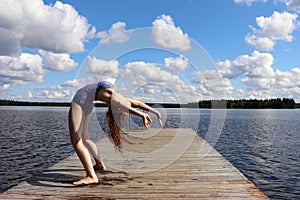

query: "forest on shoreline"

left=184, top=98, right=297, bottom=109
left=0, top=98, right=299, bottom=109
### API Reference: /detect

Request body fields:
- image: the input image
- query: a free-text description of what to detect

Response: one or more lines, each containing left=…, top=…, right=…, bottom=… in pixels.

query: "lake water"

left=0, top=106, right=299, bottom=199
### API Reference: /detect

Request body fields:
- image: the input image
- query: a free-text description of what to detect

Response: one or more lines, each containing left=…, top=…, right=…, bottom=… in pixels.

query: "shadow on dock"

left=0, top=128, right=269, bottom=200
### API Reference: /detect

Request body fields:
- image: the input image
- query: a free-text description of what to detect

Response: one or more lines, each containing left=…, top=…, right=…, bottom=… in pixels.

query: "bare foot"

left=73, top=176, right=98, bottom=186
left=94, top=160, right=107, bottom=171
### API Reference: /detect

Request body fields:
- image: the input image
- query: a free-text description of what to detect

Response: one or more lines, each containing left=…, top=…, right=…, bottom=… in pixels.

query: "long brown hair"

left=105, top=106, right=124, bottom=150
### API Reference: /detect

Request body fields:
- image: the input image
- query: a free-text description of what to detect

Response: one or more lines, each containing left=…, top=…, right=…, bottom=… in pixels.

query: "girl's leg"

left=81, top=115, right=107, bottom=170
left=68, top=103, right=98, bottom=185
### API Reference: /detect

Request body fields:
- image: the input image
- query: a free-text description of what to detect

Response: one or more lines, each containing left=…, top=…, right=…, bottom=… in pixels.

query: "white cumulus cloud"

left=0, top=0, right=95, bottom=56
left=193, top=70, right=234, bottom=99
left=245, top=11, right=298, bottom=51
left=285, top=0, right=300, bottom=10
left=234, top=0, right=268, bottom=6
left=119, top=61, right=197, bottom=103
left=39, top=50, right=77, bottom=72
left=217, top=59, right=241, bottom=79
left=233, top=50, right=275, bottom=78
left=218, top=51, right=275, bottom=82
left=216, top=51, right=300, bottom=101
left=0, top=53, right=45, bottom=90
left=231, top=51, right=275, bottom=90
left=62, top=77, right=99, bottom=90
left=164, top=55, right=189, bottom=72
left=35, top=88, right=71, bottom=100
left=97, top=21, right=131, bottom=44
left=152, top=14, right=191, bottom=51
left=86, top=56, right=119, bottom=79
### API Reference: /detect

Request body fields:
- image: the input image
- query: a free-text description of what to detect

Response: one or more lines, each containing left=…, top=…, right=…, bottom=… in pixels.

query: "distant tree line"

left=185, top=98, right=297, bottom=109
left=0, top=99, right=108, bottom=107
left=0, top=99, right=71, bottom=107
left=1, top=98, right=299, bottom=109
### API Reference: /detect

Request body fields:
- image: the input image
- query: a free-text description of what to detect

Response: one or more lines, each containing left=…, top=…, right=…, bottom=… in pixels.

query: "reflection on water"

left=0, top=106, right=105, bottom=192
left=0, top=107, right=72, bottom=192
left=0, top=107, right=299, bottom=199
left=199, top=109, right=300, bottom=200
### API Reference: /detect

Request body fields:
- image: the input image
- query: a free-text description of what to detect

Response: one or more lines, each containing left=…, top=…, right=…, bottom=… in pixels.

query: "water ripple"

left=0, top=107, right=299, bottom=200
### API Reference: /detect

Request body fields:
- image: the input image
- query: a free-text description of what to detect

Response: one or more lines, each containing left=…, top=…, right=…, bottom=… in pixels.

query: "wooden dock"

left=0, top=128, right=269, bottom=199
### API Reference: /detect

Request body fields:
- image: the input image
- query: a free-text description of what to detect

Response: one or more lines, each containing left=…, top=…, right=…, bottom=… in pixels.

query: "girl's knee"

left=82, top=137, right=91, bottom=145
left=70, top=130, right=81, bottom=146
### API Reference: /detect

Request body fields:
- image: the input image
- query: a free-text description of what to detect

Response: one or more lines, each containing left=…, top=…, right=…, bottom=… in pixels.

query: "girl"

left=68, top=81, right=163, bottom=186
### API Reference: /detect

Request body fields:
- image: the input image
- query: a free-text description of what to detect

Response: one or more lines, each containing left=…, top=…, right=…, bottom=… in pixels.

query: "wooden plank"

left=0, top=128, right=269, bottom=200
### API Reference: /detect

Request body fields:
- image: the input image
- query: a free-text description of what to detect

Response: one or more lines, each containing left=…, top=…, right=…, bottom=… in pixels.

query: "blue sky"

left=1, top=0, right=300, bottom=103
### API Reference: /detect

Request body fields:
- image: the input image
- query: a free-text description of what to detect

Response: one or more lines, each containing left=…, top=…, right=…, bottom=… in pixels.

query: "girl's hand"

left=143, top=114, right=152, bottom=129
left=157, top=113, right=163, bottom=126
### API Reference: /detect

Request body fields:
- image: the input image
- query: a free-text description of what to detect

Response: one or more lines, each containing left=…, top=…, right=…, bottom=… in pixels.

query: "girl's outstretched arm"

left=129, top=99, right=163, bottom=126
left=110, top=93, right=153, bottom=128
